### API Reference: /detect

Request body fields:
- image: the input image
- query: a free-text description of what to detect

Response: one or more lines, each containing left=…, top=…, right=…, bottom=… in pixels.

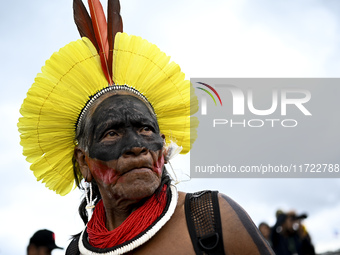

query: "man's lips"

left=121, top=167, right=153, bottom=176
left=117, top=156, right=154, bottom=175
left=86, top=152, right=163, bottom=184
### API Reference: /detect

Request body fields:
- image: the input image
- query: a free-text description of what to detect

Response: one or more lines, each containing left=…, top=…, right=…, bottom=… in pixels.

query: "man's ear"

left=74, top=147, right=93, bottom=182
left=160, top=134, right=169, bottom=164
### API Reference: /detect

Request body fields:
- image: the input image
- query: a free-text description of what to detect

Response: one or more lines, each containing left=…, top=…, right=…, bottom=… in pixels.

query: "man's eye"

left=141, top=126, right=153, bottom=133
left=104, top=131, right=118, bottom=138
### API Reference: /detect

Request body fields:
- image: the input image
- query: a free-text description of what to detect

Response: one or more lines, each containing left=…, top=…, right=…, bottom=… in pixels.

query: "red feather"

left=73, top=0, right=99, bottom=52
left=88, top=0, right=113, bottom=85
left=108, top=0, right=123, bottom=79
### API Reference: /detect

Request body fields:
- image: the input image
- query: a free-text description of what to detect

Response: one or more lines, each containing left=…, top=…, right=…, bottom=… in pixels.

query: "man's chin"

left=113, top=172, right=161, bottom=200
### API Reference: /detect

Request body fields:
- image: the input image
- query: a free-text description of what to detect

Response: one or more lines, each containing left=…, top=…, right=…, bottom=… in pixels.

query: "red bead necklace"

left=87, top=185, right=168, bottom=249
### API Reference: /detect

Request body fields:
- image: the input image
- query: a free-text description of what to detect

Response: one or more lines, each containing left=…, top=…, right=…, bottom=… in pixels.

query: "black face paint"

left=88, top=95, right=163, bottom=161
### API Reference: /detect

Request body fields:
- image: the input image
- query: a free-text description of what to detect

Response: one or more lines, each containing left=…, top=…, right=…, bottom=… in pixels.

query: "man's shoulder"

left=179, top=190, right=275, bottom=255
left=218, top=192, right=274, bottom=255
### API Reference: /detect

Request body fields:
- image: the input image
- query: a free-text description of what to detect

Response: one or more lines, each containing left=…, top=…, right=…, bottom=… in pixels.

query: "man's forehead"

left=91, top=94, right=157, bottom=124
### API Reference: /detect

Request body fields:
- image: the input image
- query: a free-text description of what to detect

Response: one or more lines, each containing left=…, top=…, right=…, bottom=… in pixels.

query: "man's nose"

left=123, top=147, right=148, bottom=157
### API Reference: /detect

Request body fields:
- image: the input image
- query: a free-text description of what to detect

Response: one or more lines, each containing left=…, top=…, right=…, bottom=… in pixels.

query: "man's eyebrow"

left=132, top=116, right=154, bottom=124
left=130, top=115, right=158, bottom=127
left=94, top=119, right=125, bottom=136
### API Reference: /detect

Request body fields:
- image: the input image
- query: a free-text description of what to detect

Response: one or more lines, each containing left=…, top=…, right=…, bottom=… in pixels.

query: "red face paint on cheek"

left=85, top=157, right=119, bottom=185
left=153, top=154, right=164, bottom=176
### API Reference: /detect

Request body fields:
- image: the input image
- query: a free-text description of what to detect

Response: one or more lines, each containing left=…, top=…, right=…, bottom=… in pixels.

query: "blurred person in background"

left=259, top=222, right=272, bottom=246
left=271, top=210, right=315, bottom=255
left=27, top=229, right=63, bottom=255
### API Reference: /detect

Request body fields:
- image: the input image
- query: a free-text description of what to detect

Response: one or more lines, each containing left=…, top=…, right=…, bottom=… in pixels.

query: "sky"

left=1, top=0, right=340, bottom=254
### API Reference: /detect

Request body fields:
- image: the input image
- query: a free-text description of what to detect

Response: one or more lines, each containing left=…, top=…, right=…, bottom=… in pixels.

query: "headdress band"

left=77, top=85, right=155, bottom=130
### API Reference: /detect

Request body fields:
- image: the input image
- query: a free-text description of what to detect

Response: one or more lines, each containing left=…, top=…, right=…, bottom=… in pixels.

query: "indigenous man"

left=18, top=0, right=274, bottom=254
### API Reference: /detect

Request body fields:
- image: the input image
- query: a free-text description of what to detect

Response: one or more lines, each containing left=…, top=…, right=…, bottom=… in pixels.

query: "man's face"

left=27, top=245, right=51, bottom=255
left=259, top=225, right=270, bottom=240
left=84, top=95, right=165, bottom=201
left=283, top=215, right=296, bottom=234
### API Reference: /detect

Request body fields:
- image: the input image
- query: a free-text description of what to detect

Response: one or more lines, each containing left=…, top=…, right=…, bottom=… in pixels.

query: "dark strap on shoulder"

left=185, top=190, right=225, bottom=255
left=65, top=235, right=81, bottom=255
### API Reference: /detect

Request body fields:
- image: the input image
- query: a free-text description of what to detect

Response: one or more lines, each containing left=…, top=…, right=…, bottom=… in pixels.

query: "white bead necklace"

left=79, top=185, right=178, bottom=255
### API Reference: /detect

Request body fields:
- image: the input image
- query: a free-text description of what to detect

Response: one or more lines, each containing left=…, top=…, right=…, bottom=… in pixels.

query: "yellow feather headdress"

left=18, top=0, right=198, bottom=195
